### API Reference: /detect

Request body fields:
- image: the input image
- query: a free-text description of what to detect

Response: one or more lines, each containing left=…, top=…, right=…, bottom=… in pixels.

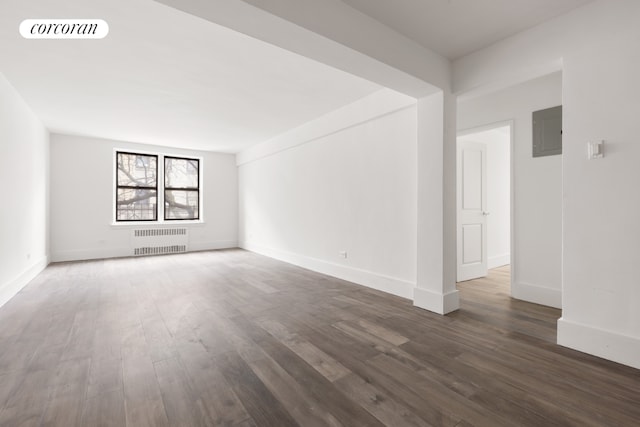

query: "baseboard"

left=413, top=287, right=460, bottom=315
left=52, top=247, right=131, bottom=262
left=189, top=240, right=238, bottom=252
left=242, top=242, right=415, bottom=300
left=0, top=256, right=49, bottom=308
left=488, top=253, right=510, bottom=269
left=558, top=318, right=640, bottom=370
left=52, top=241, right=238, bottom=262
left=512, top=281, right=561, bottom=309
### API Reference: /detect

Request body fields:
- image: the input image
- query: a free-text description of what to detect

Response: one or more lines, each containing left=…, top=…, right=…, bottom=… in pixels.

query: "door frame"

left=456, top=120, right=514, bottom=289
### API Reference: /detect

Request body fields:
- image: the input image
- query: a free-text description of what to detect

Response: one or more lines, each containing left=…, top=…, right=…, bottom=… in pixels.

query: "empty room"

left=1, top=0, right=639, bottom=426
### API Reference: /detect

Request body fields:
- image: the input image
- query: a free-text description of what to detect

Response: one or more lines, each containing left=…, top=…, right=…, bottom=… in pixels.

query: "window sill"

left=110, top=220, right=206, bottom=228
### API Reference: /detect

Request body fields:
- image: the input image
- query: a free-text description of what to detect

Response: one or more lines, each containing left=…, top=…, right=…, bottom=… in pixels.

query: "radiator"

left=132, top=228, right=188, bottom=256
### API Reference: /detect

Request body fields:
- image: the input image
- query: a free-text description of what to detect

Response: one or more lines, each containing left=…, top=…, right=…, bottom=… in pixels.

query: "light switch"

left=588, top=140, right=604, bottom=159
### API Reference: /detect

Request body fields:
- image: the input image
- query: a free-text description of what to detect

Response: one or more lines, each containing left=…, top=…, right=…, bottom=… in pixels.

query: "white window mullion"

left=158, top=154, right=165, bottom=222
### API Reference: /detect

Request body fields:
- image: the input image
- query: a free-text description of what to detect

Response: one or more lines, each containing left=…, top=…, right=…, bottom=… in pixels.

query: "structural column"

left=414, top=90, right=458, bottom=314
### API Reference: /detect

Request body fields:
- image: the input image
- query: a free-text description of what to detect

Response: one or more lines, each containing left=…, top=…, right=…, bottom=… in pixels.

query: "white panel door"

left=457, top=141, right=488, bottom=282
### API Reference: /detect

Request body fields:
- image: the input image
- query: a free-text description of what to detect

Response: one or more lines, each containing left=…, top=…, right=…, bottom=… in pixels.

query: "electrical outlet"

left=339, top=251, right=347, bottom=259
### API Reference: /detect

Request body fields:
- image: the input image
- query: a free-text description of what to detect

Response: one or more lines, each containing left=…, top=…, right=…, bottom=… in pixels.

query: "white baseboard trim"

left=52, top=241, right=238, bottom=262
left=52, top=247, right=131, bottom=262
left=0, top=256, right=49, bottom=308
left=558, top=318, right=640, bottom=370
left=512, top=281, right=561, bottom=309
left=189, top=240, right=239, bottom=252
left=488, top=254, right=510, bottom=269
left=413, top=287, right=460, bottom=315
left=242, top=242, right=415, bottom=300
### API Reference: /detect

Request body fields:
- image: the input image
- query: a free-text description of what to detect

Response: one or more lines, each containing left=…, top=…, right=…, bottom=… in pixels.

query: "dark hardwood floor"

left=0, top=249, right=638, bottom=426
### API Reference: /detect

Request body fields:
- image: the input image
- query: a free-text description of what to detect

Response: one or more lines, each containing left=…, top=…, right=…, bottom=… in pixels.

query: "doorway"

left=456, top=123, right=512, bottom=284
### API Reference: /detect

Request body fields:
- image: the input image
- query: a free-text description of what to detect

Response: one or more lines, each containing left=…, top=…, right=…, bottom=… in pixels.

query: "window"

left=115, top=151, right=200, bottom=222
left=164, top=156, right=200, bottom=220
left=116, top=152, right=158, bottom=221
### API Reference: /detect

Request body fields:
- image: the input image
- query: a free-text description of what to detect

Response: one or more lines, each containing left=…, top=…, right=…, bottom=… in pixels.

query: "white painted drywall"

left=238, top=91, right=418, bottom=299
left=0, top=0, right=382, bottom=154
left=558, top=17, right=640, bottom=369
left=50, top=134, right=238, bottom=262
left=156, top=0, right=446, bottom=97
left=0, top=73, right=50, bottom=308
left=459, top=127, right=511, bottom=269
left=454, top=0, right=640, bottom=369
left=453, top=0, right=636, bottom=96
left=458, top=72, right=562, bottom=307
left=414, top=90, right=459, bottom=314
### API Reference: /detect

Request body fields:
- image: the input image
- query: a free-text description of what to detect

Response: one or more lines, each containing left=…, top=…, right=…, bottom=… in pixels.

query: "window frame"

left=113, top=149, right=204, bottom=225
left=163, top=155, right=200, bottom=221
left=115, top=151, right=159, bottom=222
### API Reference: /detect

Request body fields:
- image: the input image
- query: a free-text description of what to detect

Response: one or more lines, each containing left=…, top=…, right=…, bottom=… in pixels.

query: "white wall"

left=458, top=72, right=562, bottom=308
left=50, top=134, right=238, bottom=262
left=0, top=73, right=49, bottom=307
left=459, top=127, right=511, bottom=269
left=238, top=90, right=418, bottom=299
left=558, top=14, right=640, bottom=369
left=454, top=0, right=640, bottom=369
left=414, top=90, right=459, bottom=314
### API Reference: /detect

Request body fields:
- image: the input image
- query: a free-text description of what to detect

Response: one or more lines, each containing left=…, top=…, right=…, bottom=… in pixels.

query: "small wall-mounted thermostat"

left=588, top=140, right=605, bottom=159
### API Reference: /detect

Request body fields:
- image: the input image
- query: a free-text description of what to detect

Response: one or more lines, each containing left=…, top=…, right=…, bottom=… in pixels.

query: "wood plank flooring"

left=0, top=249, right=638, bottom=426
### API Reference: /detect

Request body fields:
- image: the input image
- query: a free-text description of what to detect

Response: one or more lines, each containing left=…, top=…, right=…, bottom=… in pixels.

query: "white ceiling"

left=342, top=0, right=594, bottom=59
left=0, top=0, right=381, bottom=153
left=0, top=0, right=595, bottom=153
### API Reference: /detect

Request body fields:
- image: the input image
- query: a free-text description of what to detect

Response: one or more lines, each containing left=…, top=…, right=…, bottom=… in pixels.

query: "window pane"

left=165, top=190, right=199, bottom=220
left=117, top=188, right=157, bottom=220
left=117, top=153, right=157, bottom=187
left=165, top=158, right=198, bottom=189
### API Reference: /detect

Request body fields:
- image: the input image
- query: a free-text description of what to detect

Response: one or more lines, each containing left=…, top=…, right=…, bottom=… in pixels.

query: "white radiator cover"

left=132, top=228, right=189, bottom=256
